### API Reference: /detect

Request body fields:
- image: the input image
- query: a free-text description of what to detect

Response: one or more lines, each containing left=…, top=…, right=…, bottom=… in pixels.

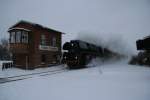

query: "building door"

left=41, top=54, right=46, bottom=64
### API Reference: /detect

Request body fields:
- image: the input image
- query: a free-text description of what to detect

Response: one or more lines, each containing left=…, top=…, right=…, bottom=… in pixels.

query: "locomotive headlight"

left=64, top=56, right=67, bottom=59
left=71, top=43, right=74, bottom=46
left=75, top=56, right=78, bottom=59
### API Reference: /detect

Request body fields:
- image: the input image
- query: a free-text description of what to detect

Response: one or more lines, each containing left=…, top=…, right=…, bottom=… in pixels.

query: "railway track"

left=0, top=67, right=67, bottom=84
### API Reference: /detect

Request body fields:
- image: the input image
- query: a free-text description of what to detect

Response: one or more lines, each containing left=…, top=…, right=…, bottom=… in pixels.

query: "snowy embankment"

left=0, top=59, right=150, bottom=100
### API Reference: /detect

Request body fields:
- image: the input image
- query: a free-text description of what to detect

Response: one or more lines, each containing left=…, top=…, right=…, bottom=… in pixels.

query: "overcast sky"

left=0, top=0, right=150, bottom=41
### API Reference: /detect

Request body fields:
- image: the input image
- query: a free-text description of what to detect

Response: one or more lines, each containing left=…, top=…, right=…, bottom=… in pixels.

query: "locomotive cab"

left=130, top=35, right=150, bottom=66
left=136, top=36, right=150, bottom=50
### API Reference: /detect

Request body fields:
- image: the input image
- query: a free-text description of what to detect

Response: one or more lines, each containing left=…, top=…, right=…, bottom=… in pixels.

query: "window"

left=10, top=32, right=15, bottom=43
left=10, top=30, right=28, bottom=43
left=40, top=34, right=46, bottom=45
left=16, top=31, right=21, bottom=43
left=52, top=37, right=56, bottom=47
left=22, top=31, right=28, bottom=43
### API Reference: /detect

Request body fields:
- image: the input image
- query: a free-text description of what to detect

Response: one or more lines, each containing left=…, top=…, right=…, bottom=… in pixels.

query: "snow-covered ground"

left=0, top=0, right=150, bottom=99
left=0, top=59, right=150, bottom=100
left=0, top=61, right=65, bottom=78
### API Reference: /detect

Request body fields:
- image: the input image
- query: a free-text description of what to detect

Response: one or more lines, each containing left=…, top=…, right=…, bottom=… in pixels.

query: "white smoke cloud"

left=76, top=31, right=136, bottom=56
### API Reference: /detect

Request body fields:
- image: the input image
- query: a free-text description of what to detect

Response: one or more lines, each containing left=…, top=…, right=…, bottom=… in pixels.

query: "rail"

left=0, top=67, right=67, bottom=84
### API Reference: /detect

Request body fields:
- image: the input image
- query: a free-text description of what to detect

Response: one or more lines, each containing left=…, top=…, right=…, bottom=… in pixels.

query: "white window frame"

left=16, top=31, right=21, bottom=43
left=22, top=31, right=28, bottom=43
left=41, top=34, right=46, bottom=45
left=10, top=32, right=16, bottom=43
left=52, top=37, right=56, bottom=47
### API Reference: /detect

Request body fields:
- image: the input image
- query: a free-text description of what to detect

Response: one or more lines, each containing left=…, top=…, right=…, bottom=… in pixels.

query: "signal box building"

left=8, top=20, right=62, bottom=69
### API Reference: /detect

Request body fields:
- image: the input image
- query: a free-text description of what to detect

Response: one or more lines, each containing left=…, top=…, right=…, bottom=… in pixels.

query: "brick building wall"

left=8, top=20, right=62, bottom=69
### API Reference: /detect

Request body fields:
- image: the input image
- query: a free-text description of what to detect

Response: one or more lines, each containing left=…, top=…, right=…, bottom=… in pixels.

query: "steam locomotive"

left=130, top=36, right=150, bottom=65
left=62, top=40, right=118, bottom=69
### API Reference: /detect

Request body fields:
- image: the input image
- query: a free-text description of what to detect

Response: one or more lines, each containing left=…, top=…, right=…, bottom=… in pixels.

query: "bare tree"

left=1, top=38, right=9, bottom=47
left=0, top=38, right=11, bottom=60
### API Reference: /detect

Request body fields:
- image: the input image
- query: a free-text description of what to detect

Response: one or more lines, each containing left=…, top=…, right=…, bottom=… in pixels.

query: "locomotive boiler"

left=62, top=40, right=117, bottom=69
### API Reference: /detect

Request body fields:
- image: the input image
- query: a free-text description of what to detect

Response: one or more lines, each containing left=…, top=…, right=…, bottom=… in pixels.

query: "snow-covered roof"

left=8, top=27, right=31, bottom=32
left=9, top=20, right=64, bottom=34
